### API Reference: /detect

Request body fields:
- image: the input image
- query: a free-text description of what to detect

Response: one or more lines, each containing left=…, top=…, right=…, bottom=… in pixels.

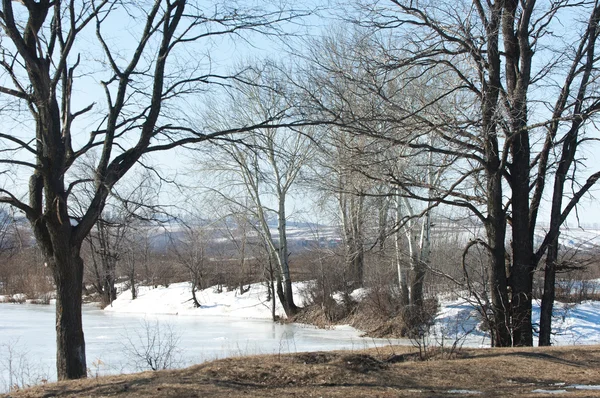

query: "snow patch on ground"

left=532, top=389, right=568, bottom=394
left=570, top=385, right=600, bottom=390
left=431, top=294, right=600, bottom=346
left=447, top=389, right=482, bottom=394
left=533, top=300, right=600, bottom=345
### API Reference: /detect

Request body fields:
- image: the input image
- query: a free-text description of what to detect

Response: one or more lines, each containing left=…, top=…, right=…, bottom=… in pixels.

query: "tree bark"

left=539, top=237, right=558, bottom=346
left=481, top=1, right=512, bottom=348
left=53, top=250, right=87, bottom=379
left=410, top=255, right=426, bottom=308
left=277, top=197, right=297, bottom=316
left=190, top=279, right=201, bottom=308
left=485, top=216, right=511, bottom=347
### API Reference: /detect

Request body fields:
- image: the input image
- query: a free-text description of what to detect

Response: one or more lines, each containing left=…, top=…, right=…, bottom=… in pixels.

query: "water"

left=0, top=303, right=407, bottom=390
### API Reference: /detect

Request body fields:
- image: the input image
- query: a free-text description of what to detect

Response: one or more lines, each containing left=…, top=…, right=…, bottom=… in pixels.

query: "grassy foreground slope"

left=4, top=345, right=600, bottom=398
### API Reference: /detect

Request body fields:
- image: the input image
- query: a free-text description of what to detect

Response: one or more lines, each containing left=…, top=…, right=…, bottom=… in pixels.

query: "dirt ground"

left=3, top=345, right=600, bottom=397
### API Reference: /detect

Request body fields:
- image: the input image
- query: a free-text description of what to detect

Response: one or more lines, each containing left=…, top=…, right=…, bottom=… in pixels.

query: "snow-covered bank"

left=104, top=281, right=311, bottom=320
left=434, top=296, right=600, bottom=346
left=105, top=281, right=600, bottom=346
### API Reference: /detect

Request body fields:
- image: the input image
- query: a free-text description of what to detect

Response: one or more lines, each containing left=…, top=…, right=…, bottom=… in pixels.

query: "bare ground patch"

left=4, top=345, right=600, bottom=397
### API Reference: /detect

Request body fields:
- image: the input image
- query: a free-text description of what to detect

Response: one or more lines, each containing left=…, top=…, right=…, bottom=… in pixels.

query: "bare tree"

left=120, top=224, right=154, bottom=301
left=298, top=30, right=448, bottom=306
left=0, top=208, right=22, bottom=295
left=200, top=65, right=316, bottom=317
left=306, top=0, right=600, bottom=347
left=85, top=172, right=160, bottom=306
left=169, top=220, right=211, bottom=308
left=0, top=0, right=310, bottom=379
left=216, top=205, right=255, bottom=295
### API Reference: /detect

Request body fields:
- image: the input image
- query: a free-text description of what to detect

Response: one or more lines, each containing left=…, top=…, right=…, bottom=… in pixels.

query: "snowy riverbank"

left=102, top=280, right=600, bottom=347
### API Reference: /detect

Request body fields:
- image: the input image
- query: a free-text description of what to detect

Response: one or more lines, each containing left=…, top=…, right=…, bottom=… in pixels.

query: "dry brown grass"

left=4, top=345, right=600, bottom=397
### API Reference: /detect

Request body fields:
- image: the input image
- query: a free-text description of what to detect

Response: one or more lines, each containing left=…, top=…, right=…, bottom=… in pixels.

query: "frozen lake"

left=0, top=303, right=408, bottom=391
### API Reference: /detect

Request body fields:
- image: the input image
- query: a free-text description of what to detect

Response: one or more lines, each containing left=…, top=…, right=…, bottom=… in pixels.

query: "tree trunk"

left=268, top=257, right=277, bottom=321
left=342, top=195, right=364, bottom=289
left=394, top=195, right=409, bottom=306
left=53, top=251, right=87, bottom=380
left=283, top=277, right=298, bottom=315
left=275, top=258, right=298, bottom=317
left=190, top=276, right=201, bottom=308
left=508, top=131, right=535, bottom=347
left=276, top=275, right=286, bottom=314
left=101, top=257, right=117, bottom=306
left=410, top=256, right=426, bottom=307
left=350, top=243, right=364, bottom=290
left=411, top=203, right=431, bottom=308
left=486, top=170, right=511, bottom=347
left=350, top=196, right=364, bottom=287
left=130, top=271, right=137, bottom=300
left=277, top=199, right=297, bottom=316
left=539, top=237, right=558, bottom=346
left=395, top=243, right=410, bottom=306
left=510, top=159, right=535, bottom=347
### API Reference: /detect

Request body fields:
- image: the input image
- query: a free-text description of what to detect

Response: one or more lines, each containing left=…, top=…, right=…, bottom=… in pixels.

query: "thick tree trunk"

left=510, top=262, right=534, bottom=346
left=350, top=197, right=364, bottom=287
left=270, top=277, right=277, bottom=321
left=53, top=252, right=87, bottom=380
left=486, top=171, right=511, bottom=347
left=478, top=0, right=512, bottom=348
left=510, top=150, right=534, bottom=347
left=275, top=275, right=286, bottom=313
left=283, top=277, right=298, bottom=316
left=503, top=0, right=535, bottom=348
left=487, top=225, right=511, bottom=347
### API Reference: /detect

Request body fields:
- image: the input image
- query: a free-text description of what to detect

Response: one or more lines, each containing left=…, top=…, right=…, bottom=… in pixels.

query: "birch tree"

left=201, top=66, right=315, bottom=316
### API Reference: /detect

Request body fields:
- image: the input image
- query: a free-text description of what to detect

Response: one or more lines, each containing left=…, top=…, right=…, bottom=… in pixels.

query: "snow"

left=106, top=282, right=600, bottom=346
left=0, top=294, right=26, bottom=303
left=532, top=389, right=568, bottom=394
left=532, top=300, right=600, bottom=345
left=447, top=390, right=482, bottom=394
left=570, top=385, right=600, bottom=390
left=105, top=281, right=312, bottom=320
left=432, top=294, right=600, bottom=346
left=532, top=385, right=600, bottom=394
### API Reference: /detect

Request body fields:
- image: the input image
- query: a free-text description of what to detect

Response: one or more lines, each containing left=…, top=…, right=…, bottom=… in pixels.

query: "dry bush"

left=296, top=248, right=356, bottom=322
left=0, top=248, right=53, bottom=299
left=121, top=319, right=182, bottom=372
left=349, top=284, right=439, bottom=339
left=0, top=339, right=50, bottom=393
left=532, top=249, right=600, bottom=302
